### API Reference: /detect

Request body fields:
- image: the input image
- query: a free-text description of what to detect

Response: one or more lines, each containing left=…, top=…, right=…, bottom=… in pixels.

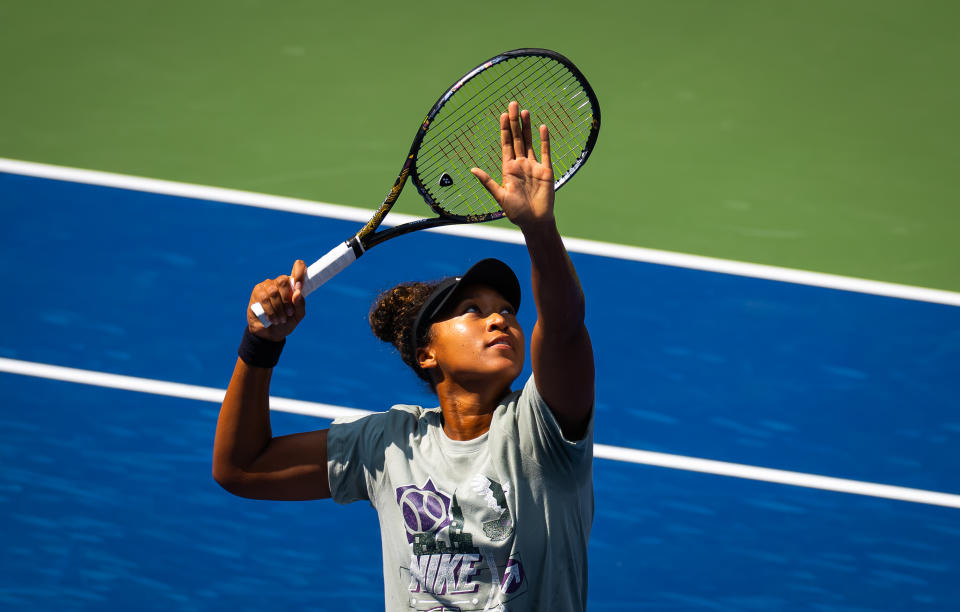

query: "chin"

left=500, top=361, right=524, bottom=385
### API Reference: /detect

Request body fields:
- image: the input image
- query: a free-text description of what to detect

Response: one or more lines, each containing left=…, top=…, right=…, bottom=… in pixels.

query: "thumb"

left=291, top=259, right=307, bottom=286
left=291, top=259, right=306, bottom=302
left=290, top=259, right=307, bottom=322
left=471, top=168, right=504, bottom=202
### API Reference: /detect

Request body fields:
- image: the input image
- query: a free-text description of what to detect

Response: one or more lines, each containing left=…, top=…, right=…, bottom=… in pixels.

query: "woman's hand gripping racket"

left=251, top=48, right=601, bottom=327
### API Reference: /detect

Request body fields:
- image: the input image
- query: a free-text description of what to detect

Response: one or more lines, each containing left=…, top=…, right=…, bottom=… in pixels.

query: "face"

left=417, top=284, right=525, bottom=391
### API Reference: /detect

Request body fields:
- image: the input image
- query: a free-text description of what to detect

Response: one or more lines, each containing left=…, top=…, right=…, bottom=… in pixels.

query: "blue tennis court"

left=2, top=168, right=959, bottom=610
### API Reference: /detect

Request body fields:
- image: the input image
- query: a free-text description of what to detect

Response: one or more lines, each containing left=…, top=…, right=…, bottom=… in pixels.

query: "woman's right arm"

left=212, top=260, right=332, bottom=501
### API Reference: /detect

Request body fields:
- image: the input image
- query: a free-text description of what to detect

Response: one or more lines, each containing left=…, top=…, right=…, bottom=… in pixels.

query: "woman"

left=213, top=101, right=595, bottom=611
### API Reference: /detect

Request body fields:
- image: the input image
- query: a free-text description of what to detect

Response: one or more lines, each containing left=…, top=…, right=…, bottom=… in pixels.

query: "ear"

left=416, top=345, right=437, bottom=371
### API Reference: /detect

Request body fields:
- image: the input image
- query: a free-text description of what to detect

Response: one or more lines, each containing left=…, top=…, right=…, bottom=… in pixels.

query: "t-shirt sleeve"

left=514, top=375, right=594, bottom=475
left=326, top=411, right=390, bottom=505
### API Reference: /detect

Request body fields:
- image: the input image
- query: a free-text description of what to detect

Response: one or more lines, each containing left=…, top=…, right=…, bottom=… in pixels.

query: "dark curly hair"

left=368, top=280, right=442, bottom=389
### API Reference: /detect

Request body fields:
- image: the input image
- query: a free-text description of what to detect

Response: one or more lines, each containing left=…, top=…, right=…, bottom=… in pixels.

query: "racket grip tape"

left=250, top=237, right=363, bottom=328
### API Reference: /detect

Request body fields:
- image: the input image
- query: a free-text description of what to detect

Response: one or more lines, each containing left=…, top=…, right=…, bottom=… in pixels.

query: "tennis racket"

left=252, top=47, right=601, bottom=326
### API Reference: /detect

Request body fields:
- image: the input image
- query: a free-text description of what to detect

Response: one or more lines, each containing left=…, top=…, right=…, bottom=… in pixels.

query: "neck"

left=435, top=379, right=509, bottom=441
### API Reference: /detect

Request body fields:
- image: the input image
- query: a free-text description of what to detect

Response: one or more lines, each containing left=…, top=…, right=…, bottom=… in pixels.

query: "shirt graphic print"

left=397, top=475, right=525, bottom=610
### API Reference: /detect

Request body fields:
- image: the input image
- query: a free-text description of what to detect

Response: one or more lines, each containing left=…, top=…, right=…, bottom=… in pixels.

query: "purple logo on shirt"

left=500, top=558, right=525, bottom=594
left=396, top=479, right=452, bottom=543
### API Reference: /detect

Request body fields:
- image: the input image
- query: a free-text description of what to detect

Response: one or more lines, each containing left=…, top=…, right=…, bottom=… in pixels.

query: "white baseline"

left=2, top=356, right=958, bottom=510
left=2, top=157, right=959, bottom=307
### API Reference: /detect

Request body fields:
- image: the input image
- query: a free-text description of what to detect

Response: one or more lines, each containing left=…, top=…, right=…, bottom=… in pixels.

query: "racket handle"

left=250, top=238, right=362, bottom=328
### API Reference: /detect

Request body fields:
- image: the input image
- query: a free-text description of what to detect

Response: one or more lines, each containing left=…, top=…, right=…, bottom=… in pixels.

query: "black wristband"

left=238, top=327, right=285, bottom=368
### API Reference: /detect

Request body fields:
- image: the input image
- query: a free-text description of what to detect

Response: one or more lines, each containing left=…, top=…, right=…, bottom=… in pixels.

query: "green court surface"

left=2, top=0, right=958, bottom=291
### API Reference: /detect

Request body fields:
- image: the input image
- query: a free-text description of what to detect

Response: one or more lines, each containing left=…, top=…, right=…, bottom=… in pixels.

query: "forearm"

left=213, top=262, right=331, bottom=500
left=522, top=218, right=595, bottom=440
left=213, top=358, right=274, bottom=487
left=522, top=219, right=586, bottom=336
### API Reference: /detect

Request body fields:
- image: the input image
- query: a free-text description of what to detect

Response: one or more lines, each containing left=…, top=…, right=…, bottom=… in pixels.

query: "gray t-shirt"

left=327, top=375, right=593, bottom=611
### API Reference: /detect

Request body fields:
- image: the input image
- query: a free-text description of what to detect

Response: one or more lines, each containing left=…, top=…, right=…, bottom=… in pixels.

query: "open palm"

left=471, top=101, right=555, bottom=231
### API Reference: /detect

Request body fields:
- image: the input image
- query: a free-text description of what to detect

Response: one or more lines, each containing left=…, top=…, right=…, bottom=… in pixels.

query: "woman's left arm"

left=471, top=101, right=595, bottom=440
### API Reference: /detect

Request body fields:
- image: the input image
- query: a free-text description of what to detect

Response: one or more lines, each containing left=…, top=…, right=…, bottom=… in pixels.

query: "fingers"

left=508, top=101, right=525, bottom=160
left=539, top=124, right=551, bottom=170
left=269, top=275, right=294, bottom=320
left=246, top=259, right=310, bottom=341
left=249, top=274, right=295, bottom=328
left=501, top=102, right=541, bottom=163
left=521, top=109, right=535, bottom=159
left=499, top=112, right=513, bottom=165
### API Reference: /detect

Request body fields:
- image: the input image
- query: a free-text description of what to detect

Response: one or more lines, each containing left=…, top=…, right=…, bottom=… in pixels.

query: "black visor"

left=409, top=258, right=521, bottom=361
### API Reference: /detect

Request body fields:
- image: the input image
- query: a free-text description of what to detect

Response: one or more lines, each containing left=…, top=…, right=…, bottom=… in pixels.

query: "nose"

left=485, top=311, right=507, bottom=331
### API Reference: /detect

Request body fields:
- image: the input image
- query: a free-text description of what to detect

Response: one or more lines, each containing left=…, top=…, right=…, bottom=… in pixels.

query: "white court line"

left=3, top=356, right=959, bottom=510
left=3, top=157, right=959, bottom=307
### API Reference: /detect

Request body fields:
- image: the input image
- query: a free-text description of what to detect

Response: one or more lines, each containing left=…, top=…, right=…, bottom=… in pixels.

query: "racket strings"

left=499, top=71, right=592, bottom=180
left=416, top=55, right=596, bottom=219
left=419, top=60, right=575, bottom=177
left=516, top=68, right=595, bottom=169
left=422, top=79, right=591, bottom=217
left=420, top=62, right=550, bottom=215
left=423, top=58, right=551, bottom=160
left=440, top=57, right=576, bottom=146
left=422, top=58, right=582, bottom=208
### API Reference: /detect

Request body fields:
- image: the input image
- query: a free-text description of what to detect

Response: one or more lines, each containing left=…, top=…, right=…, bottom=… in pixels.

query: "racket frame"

left=364, top=47, right=602, bottom=250
left=252, top=48, right=600, bottom=327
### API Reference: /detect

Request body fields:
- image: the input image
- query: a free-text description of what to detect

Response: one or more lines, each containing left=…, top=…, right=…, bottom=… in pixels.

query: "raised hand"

left=247, top=259, right=307, bottom=341
left=471, top=101, right=555, bottom=231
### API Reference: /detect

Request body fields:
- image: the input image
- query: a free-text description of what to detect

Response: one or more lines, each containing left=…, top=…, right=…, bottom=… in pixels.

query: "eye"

left=462, top=303, right=481, bottom=314
left=500, top=305, right=515, bottom=316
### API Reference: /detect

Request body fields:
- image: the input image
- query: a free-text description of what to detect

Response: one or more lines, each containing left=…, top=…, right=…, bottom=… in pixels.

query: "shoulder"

left=494, top=375, right=593, bottom=471
left=326, top=403, right=442, bottom=488
left=330, top=403, right=441, bottom=439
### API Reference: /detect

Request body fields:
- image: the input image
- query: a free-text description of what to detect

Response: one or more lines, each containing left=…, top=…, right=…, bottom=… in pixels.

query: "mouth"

left=486, top=335, right=513, bottom=350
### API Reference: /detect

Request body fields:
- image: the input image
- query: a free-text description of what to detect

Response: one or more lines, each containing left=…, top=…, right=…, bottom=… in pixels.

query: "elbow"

left=212, top=462, right=246, bottom=495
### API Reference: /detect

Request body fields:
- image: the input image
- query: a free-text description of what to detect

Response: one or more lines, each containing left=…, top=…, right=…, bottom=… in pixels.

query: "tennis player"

left=214, top=102, right=595, bottom=610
